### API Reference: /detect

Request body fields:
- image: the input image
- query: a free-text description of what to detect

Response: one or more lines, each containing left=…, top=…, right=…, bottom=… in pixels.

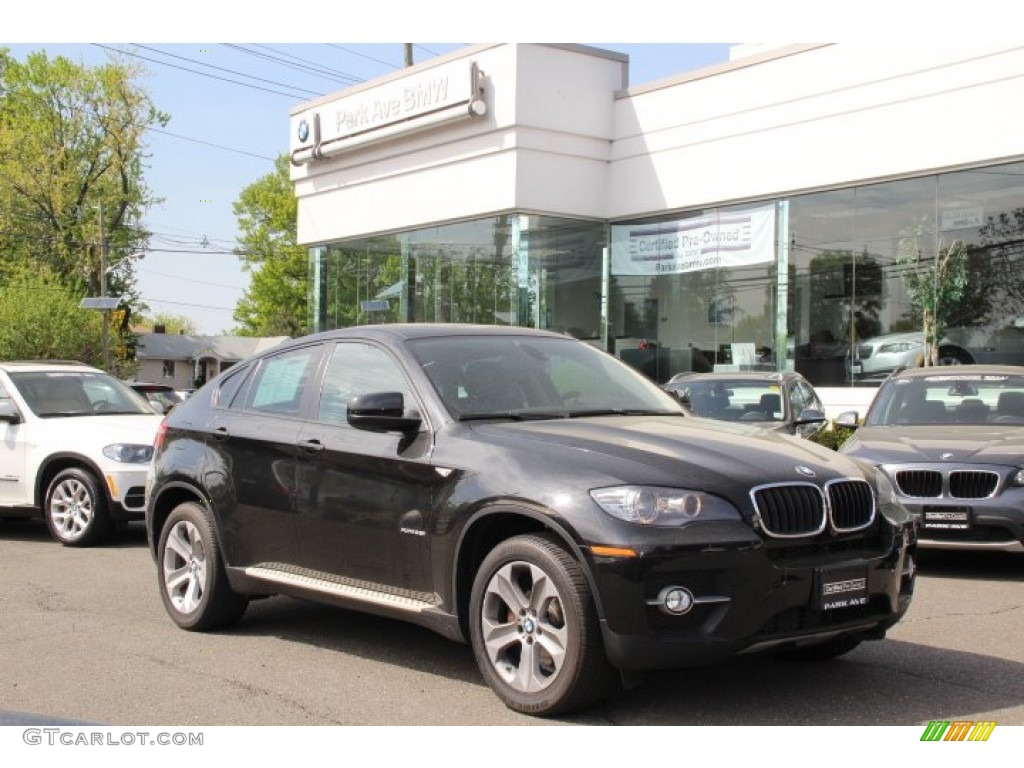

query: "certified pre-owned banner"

left=611, top=204, right=776, bottom=276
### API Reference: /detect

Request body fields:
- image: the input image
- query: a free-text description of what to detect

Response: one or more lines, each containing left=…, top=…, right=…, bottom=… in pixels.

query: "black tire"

left=469, top=533, right=616, bottom=717
left=156, top=501, right=248, bottom=631
left=44, top=467, right=110, bottom=547
left=776, top=635, right=863, bottom=661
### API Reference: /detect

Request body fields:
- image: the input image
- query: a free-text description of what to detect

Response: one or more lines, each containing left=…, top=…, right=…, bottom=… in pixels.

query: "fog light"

left=658, top=586, right=694, bottom=616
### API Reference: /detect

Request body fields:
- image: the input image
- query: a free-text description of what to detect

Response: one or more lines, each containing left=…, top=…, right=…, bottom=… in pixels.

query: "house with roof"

left=134, top=330, right=288, bottom=390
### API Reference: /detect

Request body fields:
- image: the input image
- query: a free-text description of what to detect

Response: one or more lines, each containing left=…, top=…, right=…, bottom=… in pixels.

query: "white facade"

left=291, top=43, right=1024, bottom=393
left=291, top=42, right=1024, bottom=240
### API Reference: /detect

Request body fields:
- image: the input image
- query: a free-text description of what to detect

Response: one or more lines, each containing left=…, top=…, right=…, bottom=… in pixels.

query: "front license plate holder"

left=815, top=565, right=869, bottom=611
left=922, top=506, right=972, bottom=532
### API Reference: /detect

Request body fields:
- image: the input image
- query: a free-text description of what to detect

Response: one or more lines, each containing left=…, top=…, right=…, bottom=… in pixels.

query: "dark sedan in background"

left=838, top=365, right=1024, bottom=553
left=664, top=370, right=828, bottom=438
left=146, top=324, right=916, bottom=716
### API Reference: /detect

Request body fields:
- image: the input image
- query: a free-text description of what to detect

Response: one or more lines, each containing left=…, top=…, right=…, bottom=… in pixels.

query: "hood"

left=42, top=413, right=162, bottom=448
left=842, top=424, right=1024, bottom=466
left=466, top=415, right=862, bottom=490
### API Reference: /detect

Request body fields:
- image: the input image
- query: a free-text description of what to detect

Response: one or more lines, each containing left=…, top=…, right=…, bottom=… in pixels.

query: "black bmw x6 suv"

left=145, top=324, right=916, bottom=716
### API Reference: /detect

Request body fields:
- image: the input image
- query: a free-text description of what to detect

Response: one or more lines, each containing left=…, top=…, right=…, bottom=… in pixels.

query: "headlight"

left=878, top=341, right=923, bottom=354
left=1012, top=469, right=1024, bottom=487
left=102, top=443, right=154, bottom=463
left=590, top=486, right=741, bottom=526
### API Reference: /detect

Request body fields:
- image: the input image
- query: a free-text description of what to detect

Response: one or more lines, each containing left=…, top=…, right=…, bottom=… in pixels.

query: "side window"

left=215, top=364, right=252, bottom=410
left=245, top=347, right=321, bottom=416
left=317, top=342, right=412, bottom=426
left=788, top=382, right=808, bottom=413
left=800, top=382, right=822, bottom=411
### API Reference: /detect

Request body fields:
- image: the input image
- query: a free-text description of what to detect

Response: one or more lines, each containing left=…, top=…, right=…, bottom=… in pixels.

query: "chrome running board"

left=244, top=566, right=434, bottom=613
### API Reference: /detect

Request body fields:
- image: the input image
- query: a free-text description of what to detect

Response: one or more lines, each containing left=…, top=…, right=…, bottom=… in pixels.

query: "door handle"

left=212, top=426, right=229, bottom=442
left=299, top=439, right=325, bottom=453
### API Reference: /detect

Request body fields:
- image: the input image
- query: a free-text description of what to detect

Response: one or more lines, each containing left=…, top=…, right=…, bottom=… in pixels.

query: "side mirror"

left=347, top=392, right=421, bottom=433
left=794, top=408, right=827, bottom=425
left=0, top=400, right=22, bottom=424
left=835, top=411, right=860, bottom=428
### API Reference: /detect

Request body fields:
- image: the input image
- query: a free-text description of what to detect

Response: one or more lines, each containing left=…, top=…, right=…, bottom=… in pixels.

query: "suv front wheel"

left=45, top=467, right=110, bottom=547
left=157, top=502, right=248, bottom=631
left=468, top=534, right=616, bottom=717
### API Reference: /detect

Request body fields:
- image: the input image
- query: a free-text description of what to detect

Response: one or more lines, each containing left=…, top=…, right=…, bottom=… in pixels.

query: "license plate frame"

left=922, top=506, right=972, bottom=532
left=815, top=565, right=869, bottom=611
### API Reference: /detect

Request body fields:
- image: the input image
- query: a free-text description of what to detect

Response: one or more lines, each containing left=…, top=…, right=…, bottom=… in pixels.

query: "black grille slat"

left=752, top=484, right=824, bottom=538
left=827, top=479, right=875, bottom=531
left=895, top=470, right=942, bottom=497
left=949, top=471, right=998, bottom=499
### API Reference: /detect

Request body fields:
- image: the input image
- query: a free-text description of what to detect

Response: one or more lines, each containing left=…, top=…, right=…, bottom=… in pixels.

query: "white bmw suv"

left=0, top=361, right=163, bottom=546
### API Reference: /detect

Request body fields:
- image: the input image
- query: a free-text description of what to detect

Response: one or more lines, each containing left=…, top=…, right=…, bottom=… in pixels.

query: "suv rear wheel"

left=469, top=534, right=616, bottom=716
left=45, top=467, right=110, bottom=547
left=157, top=502, right=248, bottom=631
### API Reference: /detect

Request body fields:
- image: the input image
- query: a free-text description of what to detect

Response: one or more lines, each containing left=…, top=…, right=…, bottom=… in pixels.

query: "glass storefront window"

left=609, top=204, right=777, bottom=383
left=309, top=214, right=604, bottom=338
left=308, top=160, right=1024, bottom=389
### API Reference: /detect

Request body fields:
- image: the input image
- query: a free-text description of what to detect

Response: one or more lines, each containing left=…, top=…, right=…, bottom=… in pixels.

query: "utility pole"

left=98, top=201, right=110, bottom=372
left=404, top=44, right=413, bottom=68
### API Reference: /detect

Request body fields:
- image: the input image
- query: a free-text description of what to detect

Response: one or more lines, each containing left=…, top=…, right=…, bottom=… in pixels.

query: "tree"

left=0, top=264, right=103, bottom=363
left=232, top=154, right=308, bottom=337
left=0, top=47, right=168, bottom=362
left=896, top=234, right=968, bottom=366
left=137, top=312, right=198, bottom=335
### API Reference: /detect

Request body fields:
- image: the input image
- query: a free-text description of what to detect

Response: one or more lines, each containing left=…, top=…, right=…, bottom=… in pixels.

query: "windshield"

left=672, top=380, right=785, bottom=422
left=10, top=371, right=156, bottom=418
left=866, top=373, right=1024, bottom=426
left=408, top=335, right=683, bottom=420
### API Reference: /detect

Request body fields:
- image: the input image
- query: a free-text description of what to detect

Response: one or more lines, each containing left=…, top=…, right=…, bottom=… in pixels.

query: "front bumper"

left=102, top=467, right=150, bottom=518
left=904, top=501, right=1024, bottom=553
left=588, top=523, right=915, bottom=670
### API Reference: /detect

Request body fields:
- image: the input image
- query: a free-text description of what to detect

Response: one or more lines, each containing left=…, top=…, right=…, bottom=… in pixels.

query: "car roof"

left=306, top=323, right=569, bottom=341
left=0, top=360, right=101, bottom=374
left=888, top=364, right=1024, bottom=380
left=668, top=371, right=798, bottom=384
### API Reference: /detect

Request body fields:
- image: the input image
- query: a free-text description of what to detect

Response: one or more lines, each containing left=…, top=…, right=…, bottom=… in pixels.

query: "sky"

left=4, top=14, right=740, bottom=334
left=5, top=1, right=1006, bottom=334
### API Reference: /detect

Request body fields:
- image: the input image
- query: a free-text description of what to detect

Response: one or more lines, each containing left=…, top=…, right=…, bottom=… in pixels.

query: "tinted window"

left=679, top=380, right=784, bottom=422
left=9, top=371, right=153, bottom=417
left=244, top=347, right=321, bottom=416
left=216, top=364, right=252, bottom=410
left=409, top=335, right=680, bottom=418
left=317, top=342, right=412, bottom=426
left=867, top=373, right=1024, bottom=426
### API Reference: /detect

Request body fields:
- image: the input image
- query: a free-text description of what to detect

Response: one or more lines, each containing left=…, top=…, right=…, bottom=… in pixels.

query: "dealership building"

left=289, top=43, right=1024, bottom=392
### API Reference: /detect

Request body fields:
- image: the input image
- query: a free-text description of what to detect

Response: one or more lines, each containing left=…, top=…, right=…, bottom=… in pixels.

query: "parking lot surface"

left=0, top=519, right=1022, bottom=726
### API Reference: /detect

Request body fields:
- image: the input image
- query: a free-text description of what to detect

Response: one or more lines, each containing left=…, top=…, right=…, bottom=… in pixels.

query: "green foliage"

left=0, top=47, right=168, bottom=364
left=896, top=230, right=968, bottom=365
left=232, top=155, right=308, bottom=337
left=0, top=264, right=103, bottom=363
left=808, top=423, right=857, bottom=451
left=139, top=311, right=198, bottom=335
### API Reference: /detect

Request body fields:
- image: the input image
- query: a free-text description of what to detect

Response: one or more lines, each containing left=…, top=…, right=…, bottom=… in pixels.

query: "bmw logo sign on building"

left=298, top=119, right=310, bottom=143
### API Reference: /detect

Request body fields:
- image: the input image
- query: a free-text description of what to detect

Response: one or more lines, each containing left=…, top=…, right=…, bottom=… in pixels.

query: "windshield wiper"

left=457, top=411, right=563, bottom=422
left=565, top=408, right=685, bottom=418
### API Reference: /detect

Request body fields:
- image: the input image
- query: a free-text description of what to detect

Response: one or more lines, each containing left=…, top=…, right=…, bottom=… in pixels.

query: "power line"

left=325, top=44, right=400, bottom=71
left=223, top=44, right=362, bottom=86
left=147, top=128, right=278, bottom=162
left=131, top=43, right=323, bottom=97
left=91, top=44, right=311, bottom=100
left=247, top=44, right=366, bottom=84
